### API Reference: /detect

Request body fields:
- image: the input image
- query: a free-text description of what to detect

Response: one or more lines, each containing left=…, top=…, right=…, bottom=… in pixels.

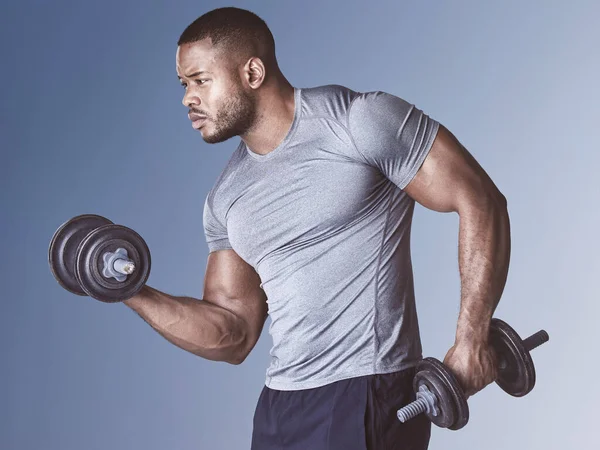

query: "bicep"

left=202, top=249, right=268, bottom=351
left=403, top=124, right=506, bottom=212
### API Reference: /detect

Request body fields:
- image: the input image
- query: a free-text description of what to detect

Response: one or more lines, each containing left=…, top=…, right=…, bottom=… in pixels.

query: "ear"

left=243, top=57, right=266, bottom=89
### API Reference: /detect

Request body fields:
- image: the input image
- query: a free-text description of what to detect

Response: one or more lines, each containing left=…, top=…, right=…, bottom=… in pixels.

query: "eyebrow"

left=178, top=70, right=210, bottom=79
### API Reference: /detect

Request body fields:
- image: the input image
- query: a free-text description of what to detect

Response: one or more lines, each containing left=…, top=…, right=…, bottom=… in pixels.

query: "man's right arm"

left=123, top=249, right=268, bottom=365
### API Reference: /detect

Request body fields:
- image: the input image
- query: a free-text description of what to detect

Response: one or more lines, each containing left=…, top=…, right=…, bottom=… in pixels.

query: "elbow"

left=227, top=356, right=246, bottom=365
left=477, top=185, right=508, bottom=212
left=225, top=333, right=251, bottom=365
left=226, top=320, right=264, bottom=365
left=484, top=192, right=509, bottom=218
left=494, top=190, right=507, bottom=209
left=493, top=192, right=509, bottom=221
left=226, top=348, right=249, bottom=365
left=486, top=192, right=510, bottom=232
left=224, top=317, right=264, bottom=365
left=479, top=180, right=507, bottom=210
left=459, top=190, right=507, bottom=216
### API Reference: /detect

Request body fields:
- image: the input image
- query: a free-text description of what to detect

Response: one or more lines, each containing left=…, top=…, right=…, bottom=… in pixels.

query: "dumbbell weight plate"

left=48, top=214, right=114, bottom=296
left=490, top=318, right=536, bottom=397
left=75, top=224, right=151, bottom=303
left=413, top=357, right=470, bottom=430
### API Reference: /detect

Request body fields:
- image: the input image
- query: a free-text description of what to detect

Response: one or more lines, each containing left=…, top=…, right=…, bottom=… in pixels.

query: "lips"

left=189, top=113, right=207, bottom=129
left=189, top=113, right=206, bottom=121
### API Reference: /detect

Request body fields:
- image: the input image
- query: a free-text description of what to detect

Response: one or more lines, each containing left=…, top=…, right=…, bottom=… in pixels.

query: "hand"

left=443, top=340, right=498, bottom=399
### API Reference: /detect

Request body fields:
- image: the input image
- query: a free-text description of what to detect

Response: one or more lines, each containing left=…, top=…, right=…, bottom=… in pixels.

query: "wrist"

left=123, top=284, right=153, bottom=309
left=455, top=318, right=491, bottom=346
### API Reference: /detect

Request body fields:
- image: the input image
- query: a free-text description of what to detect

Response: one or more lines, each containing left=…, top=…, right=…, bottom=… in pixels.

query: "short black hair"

left=178, top=7, right=277, bottom=68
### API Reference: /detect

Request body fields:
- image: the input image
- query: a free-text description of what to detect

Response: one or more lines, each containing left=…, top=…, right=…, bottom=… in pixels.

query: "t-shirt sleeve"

left=203, top=193, right=232, bottom=253
left=346, top=91, right=440, bottom=189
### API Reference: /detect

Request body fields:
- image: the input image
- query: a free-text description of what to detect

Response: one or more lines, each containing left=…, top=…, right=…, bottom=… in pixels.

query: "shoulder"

left=300, top=86, right=414, bottom=131
left=347, top=90, right=414, bottom=127
left=299, top=84, right=360, bottom=123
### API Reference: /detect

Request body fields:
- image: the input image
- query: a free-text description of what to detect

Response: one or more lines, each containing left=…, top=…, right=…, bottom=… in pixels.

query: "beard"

left=201, top=87, right=257, bottom=144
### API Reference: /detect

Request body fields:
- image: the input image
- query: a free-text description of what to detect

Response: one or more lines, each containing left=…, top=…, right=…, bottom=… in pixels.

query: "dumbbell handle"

left=523, top=330, right=549, bottom=352
left=112, top=258, right=136, bottom=275
left=497, top=329, right=548, bottom=370
left=397, top=397, right=430, bottom=423
left=102, top=249, right=136, bottom=280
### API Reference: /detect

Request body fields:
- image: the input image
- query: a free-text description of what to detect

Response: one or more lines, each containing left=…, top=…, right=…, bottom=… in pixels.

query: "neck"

left=241, top=78, right=296, bottom=156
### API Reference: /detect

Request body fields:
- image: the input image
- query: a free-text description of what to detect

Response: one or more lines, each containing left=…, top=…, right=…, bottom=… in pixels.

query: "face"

left=176, top=39, right=257, bottom=144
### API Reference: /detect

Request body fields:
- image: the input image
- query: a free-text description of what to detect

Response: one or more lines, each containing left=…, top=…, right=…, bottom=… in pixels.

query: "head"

left=176, top=7, right=278, bottom=144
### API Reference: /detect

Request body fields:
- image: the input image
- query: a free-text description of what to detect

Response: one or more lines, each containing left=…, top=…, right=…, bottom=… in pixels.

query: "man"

left=124, top=6, right=510, bottom=450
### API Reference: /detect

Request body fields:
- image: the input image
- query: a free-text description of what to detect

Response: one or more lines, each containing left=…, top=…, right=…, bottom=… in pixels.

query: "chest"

left=224, top=144, right=390, bottom=266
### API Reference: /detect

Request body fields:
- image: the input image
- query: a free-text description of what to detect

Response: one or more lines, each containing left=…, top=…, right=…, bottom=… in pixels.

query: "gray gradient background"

left=1, top=0, right=597, bottom=449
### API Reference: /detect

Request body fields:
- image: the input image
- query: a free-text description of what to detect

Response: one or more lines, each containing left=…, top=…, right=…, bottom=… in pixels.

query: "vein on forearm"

left=456, top=196, right=511, bottom=343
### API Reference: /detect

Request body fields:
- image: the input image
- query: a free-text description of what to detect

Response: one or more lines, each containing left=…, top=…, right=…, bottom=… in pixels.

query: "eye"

left=196, top=79, right=209, bottom=85
left=180, top=82, right=187, bottom=89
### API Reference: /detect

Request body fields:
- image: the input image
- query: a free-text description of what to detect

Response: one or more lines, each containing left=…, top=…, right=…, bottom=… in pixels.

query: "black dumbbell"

left=396, top=319, right=549, bottom=430
left=399, top=356, right=470, bottom=430
left=490, top=318, right=549, bottom=397
left=48, top=214, right=151, bottom=302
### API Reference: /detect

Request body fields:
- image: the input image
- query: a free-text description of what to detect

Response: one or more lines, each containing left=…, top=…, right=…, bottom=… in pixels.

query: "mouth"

left=189, top=113, right=208, bottom=129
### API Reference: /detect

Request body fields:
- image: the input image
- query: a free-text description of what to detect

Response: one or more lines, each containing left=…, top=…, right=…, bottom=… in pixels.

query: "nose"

left=182, top=89, right=200, bottom=108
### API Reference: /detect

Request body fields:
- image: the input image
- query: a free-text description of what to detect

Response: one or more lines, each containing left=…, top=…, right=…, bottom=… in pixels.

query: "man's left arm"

left=403, top=124, right=511, bottom=397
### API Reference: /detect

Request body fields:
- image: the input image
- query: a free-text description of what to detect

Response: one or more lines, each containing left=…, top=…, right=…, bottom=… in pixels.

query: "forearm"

left=455, top=195, right=511, bottom=344
left=123, top=285, right=247, bottom=364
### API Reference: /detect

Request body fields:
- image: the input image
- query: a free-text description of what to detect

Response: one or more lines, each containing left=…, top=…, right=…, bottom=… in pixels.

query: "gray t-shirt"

left=203, top=84, right=440, bottom=391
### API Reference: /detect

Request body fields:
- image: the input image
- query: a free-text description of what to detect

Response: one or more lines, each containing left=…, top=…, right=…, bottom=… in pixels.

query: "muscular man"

left=124, top=7, right=510, bottom=449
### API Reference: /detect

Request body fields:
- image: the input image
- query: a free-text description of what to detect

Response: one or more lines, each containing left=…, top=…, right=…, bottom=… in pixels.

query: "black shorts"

left=251, top=367, right=431, bottom=450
